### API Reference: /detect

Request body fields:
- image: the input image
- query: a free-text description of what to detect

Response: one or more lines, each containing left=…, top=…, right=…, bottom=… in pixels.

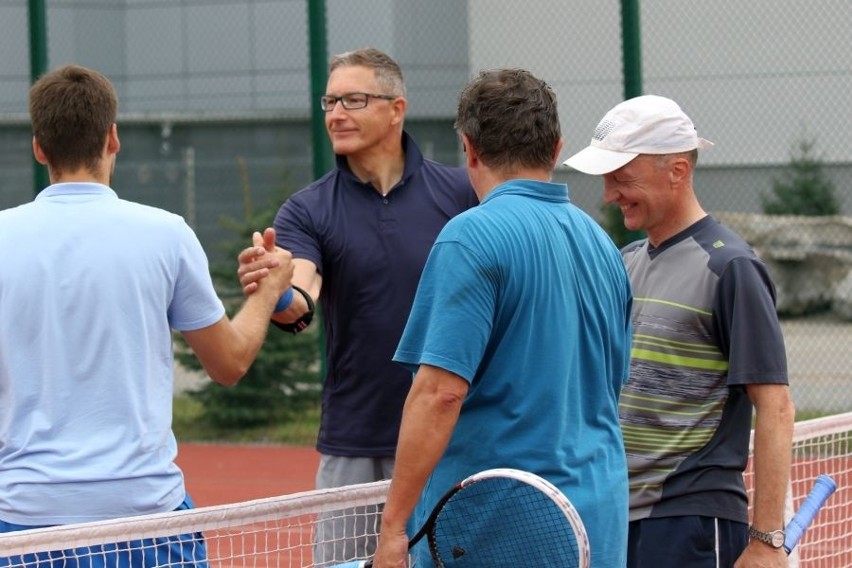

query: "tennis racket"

left=330, top=468, right=590, bottom=567
left=784, top=474, right=837, bottom=554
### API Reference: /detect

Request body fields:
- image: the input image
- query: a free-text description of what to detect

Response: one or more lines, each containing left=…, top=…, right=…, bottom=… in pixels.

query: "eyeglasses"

left=320, top=92, right=397, bottom=112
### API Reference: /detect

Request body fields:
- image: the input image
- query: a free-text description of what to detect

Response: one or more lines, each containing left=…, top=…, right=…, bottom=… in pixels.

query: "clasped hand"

left=237, top=227, right=293, bottom=297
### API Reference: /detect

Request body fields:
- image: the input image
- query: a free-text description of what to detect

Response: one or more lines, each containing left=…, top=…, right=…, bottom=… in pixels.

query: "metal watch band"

left=748, top=525, right=785, bottom=548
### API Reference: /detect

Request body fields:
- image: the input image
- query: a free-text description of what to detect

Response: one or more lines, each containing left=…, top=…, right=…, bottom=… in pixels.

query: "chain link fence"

left=0, top=0, right=849, bottom=413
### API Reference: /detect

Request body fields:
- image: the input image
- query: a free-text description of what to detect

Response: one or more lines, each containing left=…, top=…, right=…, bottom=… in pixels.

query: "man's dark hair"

left=455, top=68, right=560, bottom=173
left=29, top=64, right=118, bottom=176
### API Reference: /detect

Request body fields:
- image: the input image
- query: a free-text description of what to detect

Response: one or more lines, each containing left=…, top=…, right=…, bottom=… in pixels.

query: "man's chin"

left=330, top=141, right=358, bottom=156
left=623, top=218, right=644, bottom=234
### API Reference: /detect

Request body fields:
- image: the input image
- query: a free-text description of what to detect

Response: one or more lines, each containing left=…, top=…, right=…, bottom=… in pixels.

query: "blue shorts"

left=627, top=516, right=748, bottom=568
left=0, top=495, right=208, bottom=568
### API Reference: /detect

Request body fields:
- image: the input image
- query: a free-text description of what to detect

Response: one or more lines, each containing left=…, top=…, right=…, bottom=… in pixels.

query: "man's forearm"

left=750, top=387, right=795, bottom=531
left=381, top=366, right=466, bottom=532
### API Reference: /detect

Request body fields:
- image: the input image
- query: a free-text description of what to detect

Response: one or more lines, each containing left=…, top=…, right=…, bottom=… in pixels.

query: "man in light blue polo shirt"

left=371, top=69, right=633, bottom=567
left=0, top=64, right=294, bottom=567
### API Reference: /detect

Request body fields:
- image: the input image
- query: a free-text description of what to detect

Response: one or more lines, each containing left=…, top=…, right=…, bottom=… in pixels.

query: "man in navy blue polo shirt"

left=239, top=47, right=477, bottom=565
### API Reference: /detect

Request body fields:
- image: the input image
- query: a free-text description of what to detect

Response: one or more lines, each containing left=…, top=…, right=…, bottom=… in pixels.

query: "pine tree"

left=762, top=137, right=840, bottom=216
left=175, top=176, right=322, bottom=434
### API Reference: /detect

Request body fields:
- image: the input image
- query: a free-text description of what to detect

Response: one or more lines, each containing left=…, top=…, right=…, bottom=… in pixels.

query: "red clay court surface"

left=175, top=444, right=323, bottom=566
left=176, top=443, right=320, bottom=506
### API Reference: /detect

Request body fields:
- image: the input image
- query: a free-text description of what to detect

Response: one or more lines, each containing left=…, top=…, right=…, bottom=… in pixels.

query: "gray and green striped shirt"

left=620, top=215, right=787, bottom=523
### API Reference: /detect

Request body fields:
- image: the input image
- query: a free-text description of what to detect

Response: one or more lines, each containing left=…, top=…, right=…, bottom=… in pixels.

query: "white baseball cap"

left=563, top=95, right=713, bottom=175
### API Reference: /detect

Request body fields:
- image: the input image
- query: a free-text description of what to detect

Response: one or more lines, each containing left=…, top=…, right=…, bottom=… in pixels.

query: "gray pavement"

left=782, top=315, right=852, bottom=413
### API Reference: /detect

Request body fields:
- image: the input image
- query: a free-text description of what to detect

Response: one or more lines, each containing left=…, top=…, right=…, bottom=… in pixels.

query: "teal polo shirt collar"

left=481, top=178, right=570, bottom=205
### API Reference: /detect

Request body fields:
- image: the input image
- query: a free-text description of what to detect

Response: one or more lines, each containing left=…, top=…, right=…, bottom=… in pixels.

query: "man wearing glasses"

left=238, top=47, right=477, bottom=566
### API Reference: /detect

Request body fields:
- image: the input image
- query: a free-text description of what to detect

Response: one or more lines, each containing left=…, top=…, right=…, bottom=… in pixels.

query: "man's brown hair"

left=29, top=64, right=118, bottom=176
left=455, top=68, right=561, bottom=174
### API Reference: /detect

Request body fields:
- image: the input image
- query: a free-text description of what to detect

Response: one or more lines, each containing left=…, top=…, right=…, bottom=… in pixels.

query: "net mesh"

left=745, top=411, right=852, bottom=567
left=1, top=412, right=850, bottom=567
left=0, top=481, right=389, bottom=567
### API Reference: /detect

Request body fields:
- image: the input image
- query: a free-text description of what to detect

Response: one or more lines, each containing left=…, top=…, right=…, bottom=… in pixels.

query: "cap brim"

left=697, top=137, right=714, bottom=149
left=562, top=146, right=639, bottom=175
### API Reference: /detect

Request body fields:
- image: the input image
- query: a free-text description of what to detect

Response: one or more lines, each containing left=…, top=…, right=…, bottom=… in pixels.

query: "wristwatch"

left=748, top=526, right=785, bottom=549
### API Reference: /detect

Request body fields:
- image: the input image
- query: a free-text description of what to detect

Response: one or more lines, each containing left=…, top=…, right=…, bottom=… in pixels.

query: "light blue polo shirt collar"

left=36, top=182, right=117, bottom=200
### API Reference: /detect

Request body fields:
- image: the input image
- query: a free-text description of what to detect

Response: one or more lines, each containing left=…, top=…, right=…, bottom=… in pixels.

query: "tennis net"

left=1, top=411, right=850, bottom=567
left=0, top=480, right=390, bottom=567
left=745, top=410, right=852, bottom=567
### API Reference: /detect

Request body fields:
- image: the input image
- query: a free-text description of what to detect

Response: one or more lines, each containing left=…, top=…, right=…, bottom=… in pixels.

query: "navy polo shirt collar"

left=334, top=131, right=424, bottom=191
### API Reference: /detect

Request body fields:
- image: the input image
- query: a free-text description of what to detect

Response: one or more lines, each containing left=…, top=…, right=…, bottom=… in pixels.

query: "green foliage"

left=175, top=171, right=322, bottom=436
left=600, top=203, right=645, bottom=248
left=172, top=394, right=321, bottom=444
left=761, top=137, right=840, bottom=216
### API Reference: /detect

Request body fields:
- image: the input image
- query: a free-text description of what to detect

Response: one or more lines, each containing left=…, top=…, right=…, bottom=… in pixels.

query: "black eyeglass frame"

left=320, top=92, right=398, bottom=112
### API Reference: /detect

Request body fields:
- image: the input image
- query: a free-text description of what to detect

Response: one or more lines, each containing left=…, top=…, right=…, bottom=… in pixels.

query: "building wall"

left=1, top=0, right=849, bottom=224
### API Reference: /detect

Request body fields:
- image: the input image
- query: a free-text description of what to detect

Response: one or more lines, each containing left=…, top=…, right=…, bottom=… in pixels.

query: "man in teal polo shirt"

left=371, top=68, right=633, bottom=568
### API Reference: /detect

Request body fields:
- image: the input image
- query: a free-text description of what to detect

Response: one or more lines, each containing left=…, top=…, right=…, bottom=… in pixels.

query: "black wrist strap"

left=272, top=285, right=315, bottom=334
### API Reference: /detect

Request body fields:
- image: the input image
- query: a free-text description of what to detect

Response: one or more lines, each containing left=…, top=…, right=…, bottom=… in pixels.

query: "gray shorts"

left=313, top=455, right=395, bottom=567
left=315, top=454, right=395, bottom=489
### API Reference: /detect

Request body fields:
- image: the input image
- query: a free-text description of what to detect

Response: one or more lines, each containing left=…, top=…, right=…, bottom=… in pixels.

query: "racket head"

left=425, top=468, right=590, bottom=568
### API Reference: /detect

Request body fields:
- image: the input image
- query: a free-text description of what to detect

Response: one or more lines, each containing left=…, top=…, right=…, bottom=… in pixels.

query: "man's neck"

left=50, top=167, right=110, bottom=186
left=346, top=141, right=405, bottom=196
left=647, top=205, right=708, bottom=247
left=475, top=168, right=553, bottom=201
left=52, top=175, right=104, bottom=185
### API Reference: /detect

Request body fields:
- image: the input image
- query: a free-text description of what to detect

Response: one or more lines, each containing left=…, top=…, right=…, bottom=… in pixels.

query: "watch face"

left=771, top=531, right=785, bottom=548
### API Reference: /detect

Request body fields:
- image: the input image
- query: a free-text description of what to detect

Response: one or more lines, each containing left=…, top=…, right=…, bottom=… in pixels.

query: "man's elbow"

left=757, top=385, right=796, bottom=426
left=783, top=395, right=796, bottom=425
left=206, top=363, right=250, bottom=387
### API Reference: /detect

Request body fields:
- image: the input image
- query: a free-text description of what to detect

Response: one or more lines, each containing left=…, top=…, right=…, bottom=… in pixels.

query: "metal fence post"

left=620, top=0, right=646, bottom=241
left=621, top=0, right=642, bottom=100
left=307, top=0, right=332, bottom=180
left=28, top=0, right=49, bottom=196
left=307, top=0, right=331, bottom=382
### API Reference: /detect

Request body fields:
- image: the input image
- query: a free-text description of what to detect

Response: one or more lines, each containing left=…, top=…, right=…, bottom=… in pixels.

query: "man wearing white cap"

left=565, top=95, right=795, bottom=568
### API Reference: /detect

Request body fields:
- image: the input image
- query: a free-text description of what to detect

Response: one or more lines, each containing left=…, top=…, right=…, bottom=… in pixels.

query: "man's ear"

left=106, top=123, right=120, bottom=155
left=551, top=138, right=565, bottom=170
left=32, top=137, right=49, bottom=165
left=390, top=97, right=408, bottom=127
left=461, top=133, right=478, bottom=169
left=669, top=155, right=690, bottom=185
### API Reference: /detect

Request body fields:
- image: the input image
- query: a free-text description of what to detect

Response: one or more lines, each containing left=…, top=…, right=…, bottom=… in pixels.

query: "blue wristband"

left=274, top=288, right=294, bottom=313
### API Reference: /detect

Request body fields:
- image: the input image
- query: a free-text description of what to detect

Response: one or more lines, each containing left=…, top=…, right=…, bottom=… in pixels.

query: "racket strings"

left=428, top=477, right=581, bottom=567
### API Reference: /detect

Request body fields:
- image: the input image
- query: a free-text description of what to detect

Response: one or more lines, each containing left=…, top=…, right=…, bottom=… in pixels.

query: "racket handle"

left=784, top=474, right=837, bottom=554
